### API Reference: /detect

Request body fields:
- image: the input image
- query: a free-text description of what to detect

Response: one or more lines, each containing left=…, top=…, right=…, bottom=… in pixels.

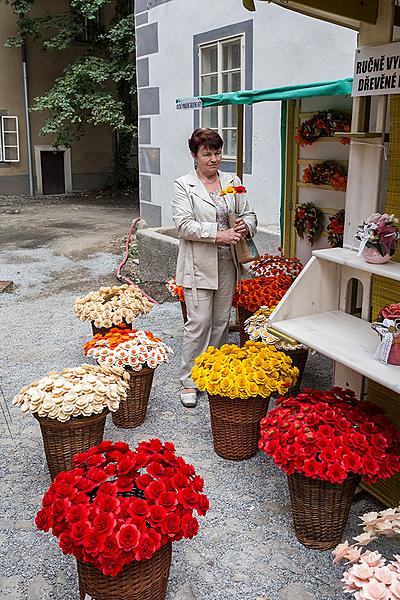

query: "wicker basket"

left=180, top=300, right=188, bottom=324
left=281, top=347, right=309, bottom=395
left=237, top=306, right=253, bottom=346
left=287, top=471, right=361, bottom=550
left=34, top=410, right=108, bottom=480
left=78, top=542, right=172, bottom=600
left=207, top=393, right=270, bottom=460
left=112, top=367, right=155, bottom=428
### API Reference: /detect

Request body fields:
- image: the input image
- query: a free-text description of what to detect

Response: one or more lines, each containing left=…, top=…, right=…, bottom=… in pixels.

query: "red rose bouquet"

left=233, top=274, right=293, bottom=313
left=259, top=388, right=400, bottom=484
left=249, top=253, right=303, bottom=281
left=35, top=439, right=210, bottom=576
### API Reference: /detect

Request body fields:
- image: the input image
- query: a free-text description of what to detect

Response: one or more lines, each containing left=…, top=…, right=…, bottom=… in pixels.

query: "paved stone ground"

left=0, top=198, right=385, bottom=600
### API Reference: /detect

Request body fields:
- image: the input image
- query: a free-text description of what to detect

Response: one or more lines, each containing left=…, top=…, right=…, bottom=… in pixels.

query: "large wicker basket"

left=112, top=367, right=155, bottom=428
left=207, top=394, right=270, bottom=460
left=180, top=300, right=188, bottom=324
left=78, top=542, right=172, bottom=600
left=237, top=306, right=253, bottom=346
left=281, top=347, right=309, bottom=395
left=287, top=471, right=361, bottom=550
left=34, top=410, right=108, bottom=480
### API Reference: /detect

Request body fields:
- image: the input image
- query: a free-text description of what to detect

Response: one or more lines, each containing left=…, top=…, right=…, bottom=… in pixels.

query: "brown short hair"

left=188, top=128, right=223, bottom=156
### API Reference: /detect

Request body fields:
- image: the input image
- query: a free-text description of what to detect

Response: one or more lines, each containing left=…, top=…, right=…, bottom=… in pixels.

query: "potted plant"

left=191, top=341, right=299, bottom=461
left=356, top=213, right=399, bottom=264
left=13, top=364, right=129, bottom=479
left=233, top=274, right=293, bottom=345
left=244, top=306, right=309, bottom=395
left=35, top=439, right=210, bottom=600
left=166, top=278, right=187, bottom=323
left=372, top=303, right=400, bottom=366
left=84, top=327, right=173, bottom=428
left=259, top=388, right=400, bottom=550
left=75, top=284, right=154, bottom=335
left=333, top=504, right=400, bottom=599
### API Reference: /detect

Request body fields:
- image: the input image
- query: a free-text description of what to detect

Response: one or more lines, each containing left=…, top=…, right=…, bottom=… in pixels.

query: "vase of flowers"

left=333, top=504, right=400, bottom=599
left=35, top=439, right=210, bottom=600
left=192, top=341, right=299, bottom=460
left=13, top=364, right=129, bottom=479
left=75, top=284, right=154, bottom=335
left=356, top=213, right=399, bottom=264
left=371, top=303, right=400, bottom=366
left=233, top=275, right=293, bottom=346
left=84, top=327, right=174, bottom=428
left=166, top=278, right=187, bottom=324
left=259, top=388, right=400, bottom=550
left=244, top=307, right=309, bottom=395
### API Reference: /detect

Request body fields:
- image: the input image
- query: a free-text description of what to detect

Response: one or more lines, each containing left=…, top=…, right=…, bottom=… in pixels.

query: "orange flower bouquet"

left=83, top=327, right=173, bottom=428
left=233, top=274, right=293, bottom=313
left=166, top=278, right=185, bottom=302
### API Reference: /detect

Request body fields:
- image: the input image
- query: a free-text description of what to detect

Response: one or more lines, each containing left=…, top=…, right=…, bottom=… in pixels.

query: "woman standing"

left=172, top=128, right=257, bottom=407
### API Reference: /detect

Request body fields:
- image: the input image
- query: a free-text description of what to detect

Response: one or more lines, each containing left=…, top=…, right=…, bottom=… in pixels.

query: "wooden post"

left=236, top=104, right=244, bottom=181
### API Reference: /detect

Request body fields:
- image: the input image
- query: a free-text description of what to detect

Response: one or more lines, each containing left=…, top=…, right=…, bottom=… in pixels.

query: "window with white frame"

left=199, top=36, right=244, bottom=159
left=0, top=116, right=20, bottom=163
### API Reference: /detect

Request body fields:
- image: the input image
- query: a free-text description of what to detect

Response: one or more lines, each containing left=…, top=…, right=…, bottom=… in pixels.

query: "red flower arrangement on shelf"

left=233, top=274, right=293, bottom=313
left=249, top=252, right=303, bottom=281
left=259, top=388, right=400, bottom=484
left=294, top=110, right=351, bottom=147
left=327, top=209, right=345, bottom=248
left=294, top=202, right=324, bottom=245
left=35, top=439, right=210, bottom=576
left=302, top=160, right=347, bottom=192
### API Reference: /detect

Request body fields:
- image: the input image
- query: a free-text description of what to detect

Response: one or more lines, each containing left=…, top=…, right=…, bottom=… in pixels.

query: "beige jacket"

left=172, top=169, right=257, bottom=292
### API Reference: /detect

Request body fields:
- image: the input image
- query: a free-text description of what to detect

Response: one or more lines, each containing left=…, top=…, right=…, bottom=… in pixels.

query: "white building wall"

left=136, top=0, right=357, bottom=229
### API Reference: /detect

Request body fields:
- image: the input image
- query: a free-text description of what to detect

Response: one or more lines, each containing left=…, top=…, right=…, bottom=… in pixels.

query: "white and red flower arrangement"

left=35, top=439, right=210, bottom=576
left=83, top=327, right=173, bottom=371
left=259, top=387, right=400, bottom=484
left=166, top=278, right=185, bottom=302
left=333, top=505, right=400, bottom=599
left=249, top=253, right=303, bottom=281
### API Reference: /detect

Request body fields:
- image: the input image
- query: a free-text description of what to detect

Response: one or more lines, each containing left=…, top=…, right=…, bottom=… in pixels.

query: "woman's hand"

left=234, top=218, right=249, bottom=239
left=216, top=228, right=242, bottom=245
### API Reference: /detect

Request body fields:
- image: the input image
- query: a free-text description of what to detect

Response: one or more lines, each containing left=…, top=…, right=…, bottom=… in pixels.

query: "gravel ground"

left=0, top=243, right=385, bottom=600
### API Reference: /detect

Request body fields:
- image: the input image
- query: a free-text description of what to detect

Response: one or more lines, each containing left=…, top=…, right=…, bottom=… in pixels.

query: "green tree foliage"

left=4, top=0, right=137, bottom=188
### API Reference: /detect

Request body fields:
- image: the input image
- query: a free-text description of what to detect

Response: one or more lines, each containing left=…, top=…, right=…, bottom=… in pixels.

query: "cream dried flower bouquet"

left=244, top=307, right=307, bottom=351
left=74, top=284, right=153, bottom=329
left=13, top=364, right=129, bottom=422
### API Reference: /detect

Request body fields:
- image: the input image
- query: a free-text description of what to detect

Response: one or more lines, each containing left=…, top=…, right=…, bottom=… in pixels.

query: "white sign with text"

left=352, top=41, right=400, bottom=97
left=176, top=97, right=203, bottom=110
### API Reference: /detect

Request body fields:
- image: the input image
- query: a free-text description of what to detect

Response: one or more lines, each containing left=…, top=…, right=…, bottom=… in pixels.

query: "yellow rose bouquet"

left=192, top=341, right=299, bottom=461
left=192, top=341, right=299, bottom=400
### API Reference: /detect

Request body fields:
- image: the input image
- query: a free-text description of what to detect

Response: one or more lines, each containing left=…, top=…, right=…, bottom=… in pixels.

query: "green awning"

left=199, top=77, right=353, bottom=107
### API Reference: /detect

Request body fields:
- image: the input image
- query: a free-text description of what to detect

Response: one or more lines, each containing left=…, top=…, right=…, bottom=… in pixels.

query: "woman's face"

left=193, top=144, right=222, bottom=177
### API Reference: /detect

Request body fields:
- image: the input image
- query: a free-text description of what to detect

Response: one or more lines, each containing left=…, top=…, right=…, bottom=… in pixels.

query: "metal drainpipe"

left=21, top=42, right=34, bottom=196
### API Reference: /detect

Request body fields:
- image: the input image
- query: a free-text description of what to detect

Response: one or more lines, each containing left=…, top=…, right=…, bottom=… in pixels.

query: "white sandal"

left=180, top=389, right=197, bottom=408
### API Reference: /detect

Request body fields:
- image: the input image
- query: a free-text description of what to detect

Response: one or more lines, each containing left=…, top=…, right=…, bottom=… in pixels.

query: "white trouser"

left=180, top=260, right=237, bottom=388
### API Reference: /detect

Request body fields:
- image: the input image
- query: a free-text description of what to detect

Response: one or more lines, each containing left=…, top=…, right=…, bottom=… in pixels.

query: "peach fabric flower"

left=361, top=579, right=390, bottom=600
left=361, top=551, right=386, bottom=568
